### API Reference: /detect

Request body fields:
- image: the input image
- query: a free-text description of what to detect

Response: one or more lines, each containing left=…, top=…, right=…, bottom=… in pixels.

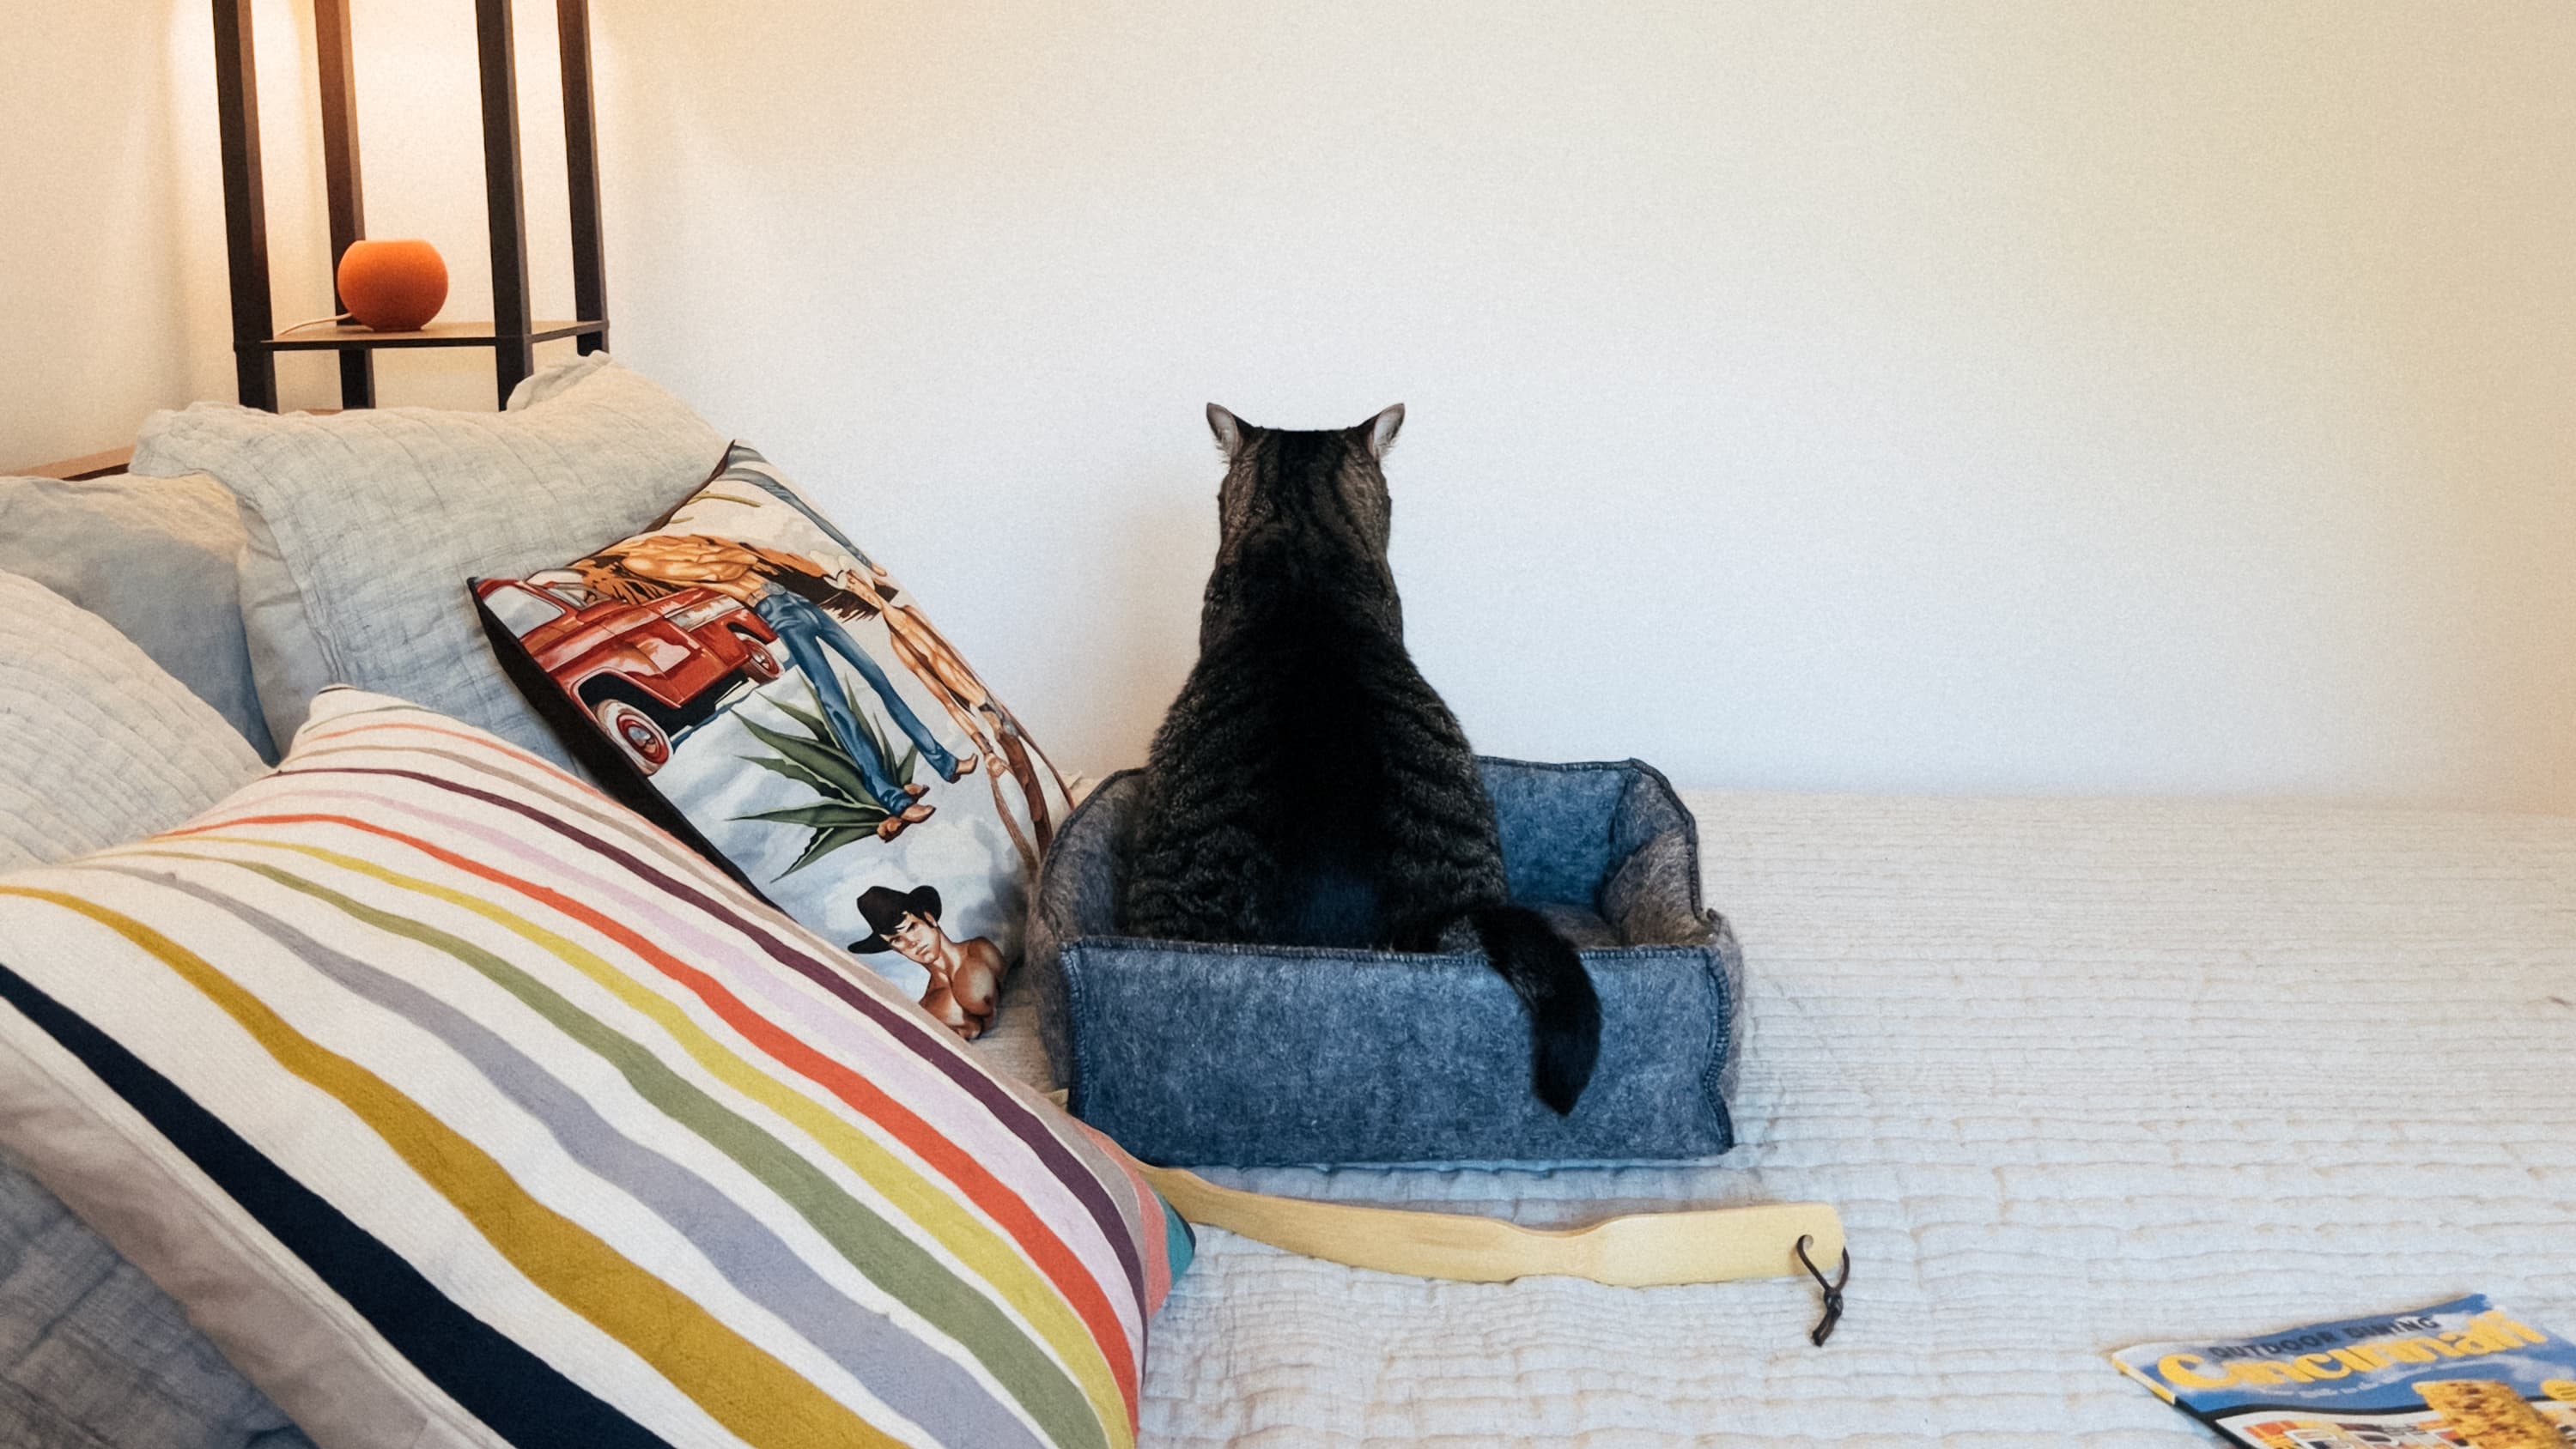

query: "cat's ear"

left=1363, top=403, right=1406, bottom=460
left=1206, top=403, right=1244, bottom=457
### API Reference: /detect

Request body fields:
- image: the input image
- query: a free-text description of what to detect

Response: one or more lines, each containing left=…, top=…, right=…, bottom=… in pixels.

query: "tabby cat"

left=1123, top=403, right=1602, bottom=1113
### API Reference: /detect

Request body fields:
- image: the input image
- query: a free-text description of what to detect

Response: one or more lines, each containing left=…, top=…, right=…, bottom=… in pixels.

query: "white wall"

left=596, top=2, right=2576, bottom=809
left=0, top=0, right=248, bottom=464
left=0, top=0, right=585, bottom=446
left=9, top=3, right=2573, bottom=809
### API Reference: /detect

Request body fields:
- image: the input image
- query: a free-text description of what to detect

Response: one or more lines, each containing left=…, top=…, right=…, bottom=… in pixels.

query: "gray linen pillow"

left=0, top=570, right=265, bottom=869
left=126, top=354, right=726, bottom=762
left=0, top=471, right=276, bottom=760
left=0, top=566, right=264, bottom=870
left=0, top=567, right=303, bottom=1446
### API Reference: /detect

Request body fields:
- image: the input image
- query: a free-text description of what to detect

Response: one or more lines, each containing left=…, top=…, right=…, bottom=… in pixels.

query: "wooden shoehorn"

left=1136, top=1163, right=1844, bottom=1288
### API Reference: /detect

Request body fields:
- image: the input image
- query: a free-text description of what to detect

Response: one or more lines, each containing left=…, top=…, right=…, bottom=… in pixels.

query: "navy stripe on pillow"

left=0, top=960, right=675, bottom=1449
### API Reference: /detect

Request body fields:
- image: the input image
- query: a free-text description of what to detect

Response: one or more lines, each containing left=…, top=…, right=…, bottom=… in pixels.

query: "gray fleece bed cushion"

left=1024, top=758, right=1743, bottom=1167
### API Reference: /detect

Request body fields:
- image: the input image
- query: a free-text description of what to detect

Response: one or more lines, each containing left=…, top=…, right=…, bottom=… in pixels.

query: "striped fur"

left=0, top=689, right=1188, bottom=1449
left=1124, top=407, right=1603, bottom=1113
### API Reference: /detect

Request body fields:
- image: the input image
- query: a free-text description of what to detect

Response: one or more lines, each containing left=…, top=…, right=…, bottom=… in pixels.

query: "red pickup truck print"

left=475, top=577, right=781, bottom=774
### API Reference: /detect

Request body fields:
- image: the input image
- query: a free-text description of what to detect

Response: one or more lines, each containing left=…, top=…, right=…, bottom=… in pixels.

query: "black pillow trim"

left=469, top=590, right=774, bottom=905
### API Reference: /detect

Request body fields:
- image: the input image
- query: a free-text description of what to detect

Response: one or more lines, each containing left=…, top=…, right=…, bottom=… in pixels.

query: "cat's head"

left=1205, top=403, right=1406, bottom=561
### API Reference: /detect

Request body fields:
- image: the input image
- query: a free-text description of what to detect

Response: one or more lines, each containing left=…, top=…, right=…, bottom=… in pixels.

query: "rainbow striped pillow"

left=0, top=688, right=1188, bottom=1449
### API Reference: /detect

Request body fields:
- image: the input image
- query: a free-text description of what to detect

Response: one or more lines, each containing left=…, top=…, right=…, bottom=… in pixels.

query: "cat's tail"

left=1467, top=905, right=1601, bottom=1115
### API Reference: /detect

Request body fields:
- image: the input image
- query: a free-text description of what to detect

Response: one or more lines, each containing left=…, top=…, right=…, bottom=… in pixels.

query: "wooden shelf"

left=255, top=319, right=606, bottom=353
left=10, top=446, right=136, bottom=482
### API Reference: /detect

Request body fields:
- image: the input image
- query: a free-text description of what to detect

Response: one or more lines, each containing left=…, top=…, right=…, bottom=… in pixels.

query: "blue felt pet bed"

left=1022, top=758, right=1744, bottom=1167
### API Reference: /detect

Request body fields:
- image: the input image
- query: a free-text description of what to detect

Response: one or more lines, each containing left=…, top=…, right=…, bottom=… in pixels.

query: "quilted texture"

left=1026, top=760, right=1740, bottom=1165
left=0, top=689, right=1188, bottom=1449
left=0, top=473, right=273, bottom=759
left=126, top=355, right=726, bottom=759
left=0, top=571, right=294, bottom=1448
left=1127, top=791, right=2576, bottom=1446
left=0, top=571, right=265, bottom=870
left=0, top=1148, right=307, bottom=1449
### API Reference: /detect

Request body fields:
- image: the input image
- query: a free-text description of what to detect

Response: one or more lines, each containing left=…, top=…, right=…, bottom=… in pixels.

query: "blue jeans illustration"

left=752, top=588, right=957, bottom=811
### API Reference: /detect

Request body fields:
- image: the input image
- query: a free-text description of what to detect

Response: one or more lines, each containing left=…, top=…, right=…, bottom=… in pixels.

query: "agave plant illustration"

left=733, top=681, right=919, bottom=877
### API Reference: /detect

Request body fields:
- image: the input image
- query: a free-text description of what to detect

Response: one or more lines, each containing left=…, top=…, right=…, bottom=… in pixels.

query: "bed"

left=995, top=790, right=2575, bottom=1445
left=6, top=405, right=2571, bottom=1447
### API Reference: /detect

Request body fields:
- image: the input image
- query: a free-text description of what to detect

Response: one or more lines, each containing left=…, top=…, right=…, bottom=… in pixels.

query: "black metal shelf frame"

left=212, top=0, right=609, bottom=410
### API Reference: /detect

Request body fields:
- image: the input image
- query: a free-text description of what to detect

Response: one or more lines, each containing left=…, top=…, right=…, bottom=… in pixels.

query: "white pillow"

left=127, top=355, right=726, bottom=762
left=0, top=571, right=265, bottom=869
left=0, top=689, right=1188, bottom=1449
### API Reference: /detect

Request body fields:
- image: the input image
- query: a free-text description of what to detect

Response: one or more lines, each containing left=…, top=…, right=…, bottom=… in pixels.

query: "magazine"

left=2112, top=1295, right=2576, bottom=1447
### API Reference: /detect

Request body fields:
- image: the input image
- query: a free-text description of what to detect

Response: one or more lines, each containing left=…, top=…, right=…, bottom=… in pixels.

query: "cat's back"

left=1128, top=405, right=1485, bottom=945
left=1161, top=583, right=1412, bottom=943
left=1163, top=539, right=1409, bottom=803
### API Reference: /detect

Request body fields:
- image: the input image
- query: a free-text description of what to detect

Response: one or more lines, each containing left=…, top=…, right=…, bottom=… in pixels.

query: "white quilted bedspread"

left=1084, top=791, right=2576, bottom=1447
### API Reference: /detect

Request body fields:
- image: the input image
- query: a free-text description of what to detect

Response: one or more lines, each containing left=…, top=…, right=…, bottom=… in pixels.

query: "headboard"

left=16, top=411, right=339, bottom=481
left=10, top=446, right=133, bottom=481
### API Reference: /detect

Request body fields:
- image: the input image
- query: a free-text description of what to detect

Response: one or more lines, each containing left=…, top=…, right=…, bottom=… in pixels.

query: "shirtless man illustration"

left=848, top=885, right=1005, bottom=1040
left=574, top=534, right=970, bottom=840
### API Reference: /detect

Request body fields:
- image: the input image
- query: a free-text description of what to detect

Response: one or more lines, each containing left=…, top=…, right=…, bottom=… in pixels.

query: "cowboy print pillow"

left=471, top=442, right=1074, bottom=1035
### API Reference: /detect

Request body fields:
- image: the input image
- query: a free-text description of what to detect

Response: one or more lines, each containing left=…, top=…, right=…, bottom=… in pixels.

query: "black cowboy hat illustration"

left=849, top=884, right=942, bottom=953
